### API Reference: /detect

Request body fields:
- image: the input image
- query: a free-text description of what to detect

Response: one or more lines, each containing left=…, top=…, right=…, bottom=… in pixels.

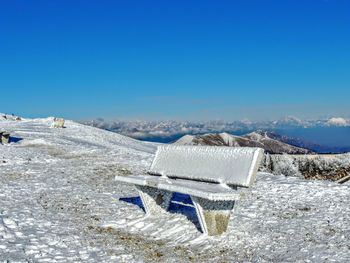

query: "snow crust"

left=1, top=117, right=350, bottom=262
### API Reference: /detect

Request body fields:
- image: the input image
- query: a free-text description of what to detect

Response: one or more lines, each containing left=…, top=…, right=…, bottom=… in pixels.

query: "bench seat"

left=116, top=174, right=240, bottom=201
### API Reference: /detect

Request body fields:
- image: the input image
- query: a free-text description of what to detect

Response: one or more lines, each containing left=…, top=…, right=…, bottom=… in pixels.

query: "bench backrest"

left=148, top=145, right=264, bottom=187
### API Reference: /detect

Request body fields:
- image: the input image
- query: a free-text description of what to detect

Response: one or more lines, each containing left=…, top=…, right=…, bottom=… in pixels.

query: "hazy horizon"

left=4, top=113, right=350, bottom=123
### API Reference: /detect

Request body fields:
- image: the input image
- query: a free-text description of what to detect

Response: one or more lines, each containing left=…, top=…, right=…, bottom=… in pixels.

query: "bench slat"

left=149, top=145, right=263, bottom=187
left=115, top=175, right=241, bottom=201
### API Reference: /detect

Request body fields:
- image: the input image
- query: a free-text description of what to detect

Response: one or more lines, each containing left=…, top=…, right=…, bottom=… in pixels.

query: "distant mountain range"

left=81, top=116, right=350, bottom=138
left=81, top=116, right=350, bottom=153
left=174, top=131, right=312, bottom=154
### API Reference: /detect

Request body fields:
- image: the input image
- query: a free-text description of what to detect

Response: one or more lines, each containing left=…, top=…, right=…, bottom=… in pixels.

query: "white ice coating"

left=149, top=145, right=264, bottom=187
left=116, top=175, right=241, bottom=201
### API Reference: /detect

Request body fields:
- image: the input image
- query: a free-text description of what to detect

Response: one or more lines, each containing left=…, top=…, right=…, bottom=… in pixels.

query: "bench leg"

left=191, top=197, right=235, bottom=236
left=1, top=134, right=10, bottom=144
left=136, top=186, right=172, bottom=215
left=3, top=137, right=9, bottom=144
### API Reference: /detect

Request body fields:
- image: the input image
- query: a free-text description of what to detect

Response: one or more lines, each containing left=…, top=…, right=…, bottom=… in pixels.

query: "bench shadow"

left=119, top=193, right=202, bottom=232
left=119, top=196, right=146, bottom=213
left=9, top=137, right=23, bottom=143
left=168, top=193, right=202, bottom=232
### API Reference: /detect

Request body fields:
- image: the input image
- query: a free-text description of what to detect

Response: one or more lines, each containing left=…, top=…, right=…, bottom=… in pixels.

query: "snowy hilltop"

left=1, top=117, right=350, bottom=262
left=174, top=131, right=312, bottom=154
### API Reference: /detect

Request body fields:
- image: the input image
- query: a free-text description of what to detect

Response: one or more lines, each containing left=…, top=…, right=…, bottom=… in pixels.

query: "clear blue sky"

left=1, top=0, right=349, bottom=121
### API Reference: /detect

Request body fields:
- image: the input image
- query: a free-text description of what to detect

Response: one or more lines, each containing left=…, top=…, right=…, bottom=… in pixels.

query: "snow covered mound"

left=1, top=117, right=350, bottom=262
left=0, top=116, right=156, bottom=153
left=0, top=113, right=23, bottom=121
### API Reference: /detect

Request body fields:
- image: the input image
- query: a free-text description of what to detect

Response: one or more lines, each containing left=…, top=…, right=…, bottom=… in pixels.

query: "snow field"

left=0, top=117, right=349, bottom=262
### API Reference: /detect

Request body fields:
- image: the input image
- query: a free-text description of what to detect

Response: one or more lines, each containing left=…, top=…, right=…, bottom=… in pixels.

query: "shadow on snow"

left=119, top=192, right=202, bottom=232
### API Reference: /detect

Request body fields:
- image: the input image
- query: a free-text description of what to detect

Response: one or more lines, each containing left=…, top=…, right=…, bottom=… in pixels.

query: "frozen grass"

left=262, top=153, right=350, bottom=180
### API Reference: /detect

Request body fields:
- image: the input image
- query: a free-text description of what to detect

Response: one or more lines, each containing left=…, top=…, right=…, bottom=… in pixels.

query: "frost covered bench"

left=115, top=145, right=264, bottom=236
left=0, top=131, right=10, bottom=144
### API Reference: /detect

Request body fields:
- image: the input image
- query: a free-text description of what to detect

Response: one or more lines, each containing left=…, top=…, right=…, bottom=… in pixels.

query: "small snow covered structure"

left=115, top=145, right=264, bottom=236
left=0, top=131, right=10, bottom=144
left=52, top=118, right=65, bottom=128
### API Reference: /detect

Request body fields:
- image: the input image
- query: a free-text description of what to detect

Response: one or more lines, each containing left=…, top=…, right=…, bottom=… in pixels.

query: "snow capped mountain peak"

left=283, top=115, right=303, bottom=124
left=174, top=134, right=196, bottom=145
left=240, top=118, right=253, bottom=125
left=245, top=131, right=266, bottom=141
left=326, top=117, right=350, bottom=127
left=273, top=116, right=307, bottom=127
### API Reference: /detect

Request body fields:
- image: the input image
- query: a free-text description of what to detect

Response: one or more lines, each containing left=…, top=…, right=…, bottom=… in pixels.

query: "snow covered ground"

left=1, top=117, right=349, bottom=262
